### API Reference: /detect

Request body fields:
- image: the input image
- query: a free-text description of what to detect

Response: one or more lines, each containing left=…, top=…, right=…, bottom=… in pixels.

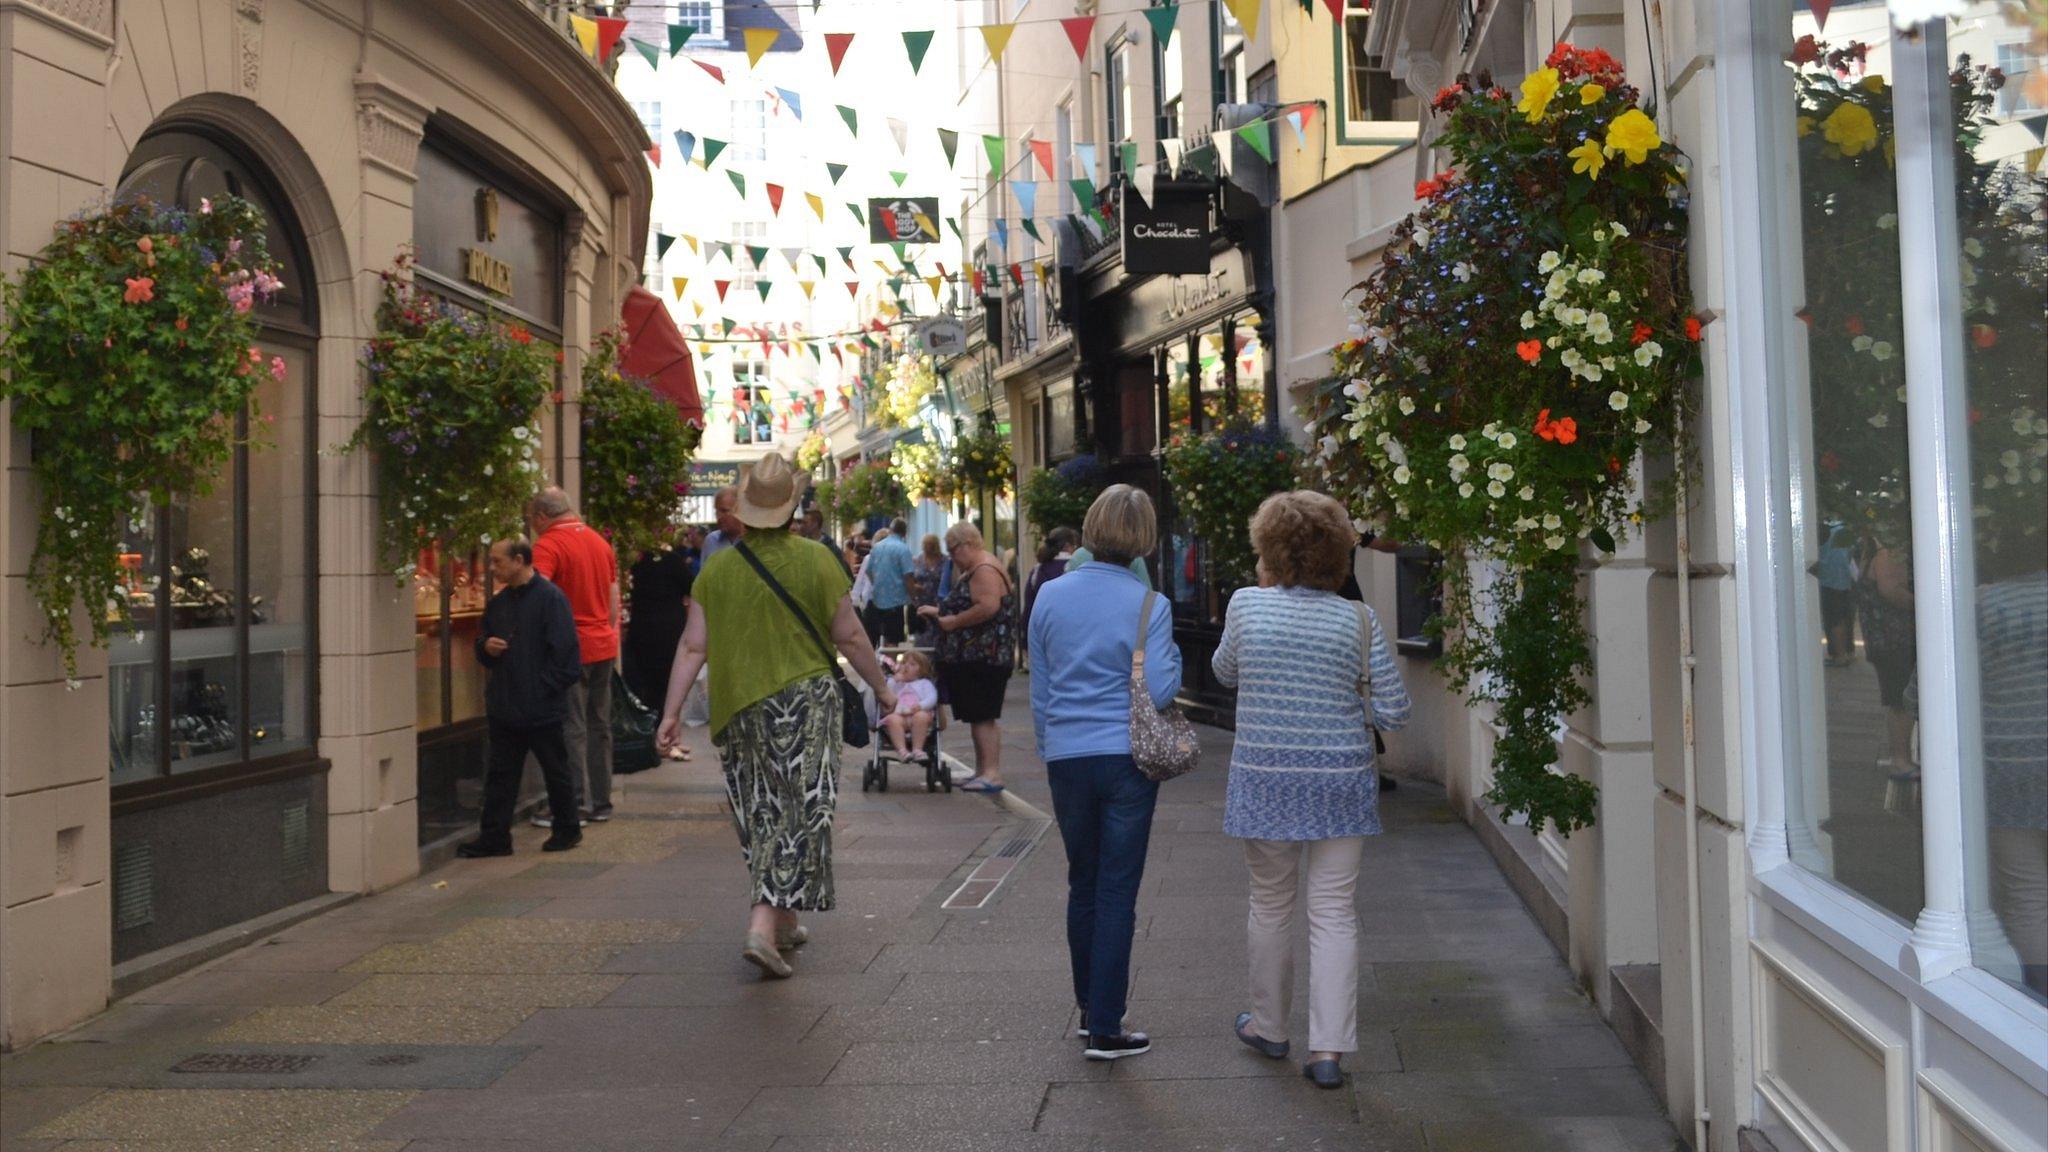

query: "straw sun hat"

left=735, top=453, right=804, bottom=529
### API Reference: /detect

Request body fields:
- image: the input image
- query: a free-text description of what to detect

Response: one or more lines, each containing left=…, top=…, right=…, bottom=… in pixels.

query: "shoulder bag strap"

left=1355, top=601, right=1377, bottom=728
left=734, top=541, right=847, bottom=683
left=1133, top=589, right=1158, bottom=683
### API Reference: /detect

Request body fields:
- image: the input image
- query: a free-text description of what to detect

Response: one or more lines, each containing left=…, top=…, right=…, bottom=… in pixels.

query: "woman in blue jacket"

left=1028, top=485, right=1182, bottom=1063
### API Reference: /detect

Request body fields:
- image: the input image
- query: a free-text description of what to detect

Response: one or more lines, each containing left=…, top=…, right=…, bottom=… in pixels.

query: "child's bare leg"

left=882, top=713, right=910, bottom=756
left=909, top=710, right=932, bottom=757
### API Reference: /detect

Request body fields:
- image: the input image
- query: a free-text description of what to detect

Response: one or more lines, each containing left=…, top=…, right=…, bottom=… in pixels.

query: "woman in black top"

left=625, top=539, right=695, bottom=750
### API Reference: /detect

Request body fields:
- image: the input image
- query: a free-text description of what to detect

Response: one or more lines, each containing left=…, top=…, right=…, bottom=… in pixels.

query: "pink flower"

left=200, top=197, right=212, bottom=214
left=137, top=237, right=154, bottom=254
left=123, top=277, right=155, bottom=304
left=269, top=356, right=287, bottom=382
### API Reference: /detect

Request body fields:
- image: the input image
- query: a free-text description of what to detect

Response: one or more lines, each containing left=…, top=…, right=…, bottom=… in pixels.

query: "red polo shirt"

left=532, top=516, right=619, bottom=664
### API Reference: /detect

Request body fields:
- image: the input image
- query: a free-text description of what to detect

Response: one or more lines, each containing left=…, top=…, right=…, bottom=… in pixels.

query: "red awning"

left=619, top=286, right=703, bottom=427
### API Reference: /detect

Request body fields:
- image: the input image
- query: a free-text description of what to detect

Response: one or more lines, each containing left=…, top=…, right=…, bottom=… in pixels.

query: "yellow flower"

left=1569, top=137, right=1607, bottom=180
left=1518, top=67, right=1561, bottom=123
left=1580, top=82, right=1607, bottom=105
left=1605, top=108, right=1663, bottom=164
left=1861, top=74, right=1887, bottom=94
left=1796, top=115, right=1816, bottom=138
left=1821, top=101, right=1879, bottom=156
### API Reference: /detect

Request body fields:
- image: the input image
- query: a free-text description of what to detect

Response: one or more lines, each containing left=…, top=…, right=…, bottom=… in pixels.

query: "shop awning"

left=619, top=285, right=703, bottom=426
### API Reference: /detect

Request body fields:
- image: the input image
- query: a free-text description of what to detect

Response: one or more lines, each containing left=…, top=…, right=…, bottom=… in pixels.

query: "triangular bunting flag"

left=714, top=280, right=732, bottom=301
left=1285, top=109, right=1307, bottom=148
left=1008, top=262, right=1024, bottom=286
left=1121, top=142, right=1139, bottom=175
left=671, top=276, right=689, bottom=299
left=799, top=280, right=817, bottom=299
left=692, top=58, right=725, bottom=83
left=1010, top=180, right=1037, bottom=218
left=774, top=88, right=804, bottom=120
left=1321, top=0, right=1342, bottom=17
left=847, top=202, right=866, bottom=227
left=1216, top=138, right=1236, bottom=178
left=701, top=137, right=728, bottom=167
left=631, top=38, right=663, bottom=69
left=1036, top=260, right=1052, bottom=286
left=593, top=17, right=626, bottom=60
left=780, top=247, right=804, bottom=267
left=1021, top=217, right=1043, bottom=243
left=684, top=235, right=700, bottom=255
left=825, top=31, right=855, bottom=74
left=646, top=144, right=661, bottom=167
left=1074, top=142, right=1099, bottom=183
left=947, top=218, right=964, bottom=241
left=1237, top=120, right=1274, bottom=162
left=1031, top=138, right=1056, bottom=179
left=692, top=302, right=705, bottom=318
left=674, top=130, right=697, bottom=165
left=993, top=219, right=1010, bottom=252
left=743, top=28, right=780, bottom=68
left=747, top=245, right=769, bottom=268
left=837, top=105, right=859, bottom=137
left=1811, top=0, right=1833, bottom=30
left=656, top=233, right=678, bottom=260
left=888, top=118, right=910, bottom=154
left=836, top=246, right=855, bottom=265
left=1069, top=179, right=1097, bottom=211
left=568, top=14, right=599, bottom=56
left=756, top=281, right=773, bottom=303
left=1132, top=164, right=1157, bottom=207
left=983, top=134, right=1005, bottom=176
left=812, top=252, right=830, bottom=275
left=1060, top=16, right=1096, bottom=60
left=890, top=170, right=910, bottom=187
left=1162, top=137, right=1186, bottom=171
left=727, top=170, right=748, bottom=197
left=806, top=192, right=826, bottom=220
left=924, top=274, right=943, bottom=299
left=1143, top=4, right=1179, bottom=45
left=765, top=183, right=786, bottom=214
left=1223, top=0, right=1262, bottom=38
left=720, top=318, right=737, bottom=335
left=980, top=22, right=1015, bottom=62
left=668, top=23, right=694, bottom=55
left=845, top=281, right=862, bottom=298
left=938, top=128, right=961, bottom=167
left=902, top=29, right=934, bottom=73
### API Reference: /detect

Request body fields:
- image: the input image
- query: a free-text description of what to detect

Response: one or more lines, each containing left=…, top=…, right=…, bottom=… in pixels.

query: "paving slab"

left=370, top=1085, right=759, bottom=1144
left=123, top=969, right=367, bottom=1007
left=603, top=971, right=906, bottom=1008
left=1104, top=1033, right=1402, bottom=1081
left=208, top=1005, right=534, bottom=1046
left=822, top=1038, right=1112, bottom=1085
left=723, top=1083, right=1047, bottom=1138
left=1353, top=1066, right=1665, bottom=1124
left=1035, top=1077, right=1364, bottom=1132
left=1422, top=1116, right=1686, bottom=1152
left=766, top=1134, right=1417, bottom=1152
left=27, top=1087, right=415, bottom=1145
left=328, top=973, right=627, bottom=1009
left=345, top=941, right=627, bottom=975
left=2, top=1043, right=528, bottom=1091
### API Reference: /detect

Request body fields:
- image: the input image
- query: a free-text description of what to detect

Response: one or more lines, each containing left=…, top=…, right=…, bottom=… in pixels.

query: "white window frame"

left=1719, top=0, right=2048, bottom=1099
left=671, top=1, right=721, bottom=41
left=1335, top=3, right=1420, bottom=145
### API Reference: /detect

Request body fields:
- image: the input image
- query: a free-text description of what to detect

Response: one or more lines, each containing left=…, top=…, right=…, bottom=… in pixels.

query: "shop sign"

left=867, top=196, right=942, bottom=244
left=689, top=461, right=741, bottom=496
left=1121, top=184, right=1210, bottom=276
left=460, top=247, right=513, bottom=296
left=1111, top=249, right=1250, bottom=352
left=412, top=142, right=564, bottom=324
left=919, top=316, right=968, bottom=357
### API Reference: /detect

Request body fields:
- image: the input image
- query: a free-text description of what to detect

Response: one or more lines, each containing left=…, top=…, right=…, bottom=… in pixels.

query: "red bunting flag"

left=1810, top=0, right=1833, bottom=29
left=646, top=144, right=661, bottom=167
left=593, top=16, right=628, bottom=61
left=714, top=279, right=732, bottom=301
left=765, top=183, right=786, bottom=214
left=1321, top=0, right=1342, bottom=17
left=693, top=58, right=724, bottom=83
left=1009, top=262, right=1024, bottom=286
left=825, top=32, right=854, bottom=74
left=971, top=268, right=984, bottom=295
left=1030, top=139, right=1056, bottom=180
left=1060, top=16, right=1096, bottom=60
left=844, top=281, right=861, bottom=298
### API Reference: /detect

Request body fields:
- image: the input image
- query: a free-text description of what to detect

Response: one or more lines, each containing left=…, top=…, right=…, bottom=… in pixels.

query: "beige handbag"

left=1129, top=589, right=1200, bottom=781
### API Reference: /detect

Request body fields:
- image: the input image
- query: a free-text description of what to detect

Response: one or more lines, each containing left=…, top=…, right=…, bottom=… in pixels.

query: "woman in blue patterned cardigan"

left=1212, top=490, right=1412, bottom=1090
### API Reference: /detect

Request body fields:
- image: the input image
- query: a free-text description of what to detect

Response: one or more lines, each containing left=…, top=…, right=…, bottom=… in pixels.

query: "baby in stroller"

left=881, top=649, right=939, bottom=764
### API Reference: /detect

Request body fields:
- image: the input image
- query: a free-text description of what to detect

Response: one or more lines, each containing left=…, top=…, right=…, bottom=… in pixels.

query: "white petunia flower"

left=1488, top=462, right=1516, bottom=482
left=1871, top=341, right=1894, bottom=361
left=1452, top=262, right=1474, bottom=283
left=1852, top=335, right=1874, bottom=353
left=1449, top=433, right=1467, bottom=450
left=1518, top=485, right=1535, bottom=501
left=1877, top=213, right=1898, bottom=230
left=1634, top=418, right=1652, bottom=434
left=1545, top=535, right=1567, bottom=550
left=1488, top=480, right=1507, bottom=498
left=1520, top=310, right=1537, bottom=330
left=1393, top=465, right=1413, bottom=484
left=1609, top=391, right=1630, bottom=411
left=1999, top=449, right=2022, bottom=469
left=1412, top=225, right=1432, bottom=248
left=1869, top=413, right=1889, bottom=428
left=1498, top=432, right=1517, bottom=450
left=1449, top=453, right=1471, bottom=476
left=1539, top=251, right=1562, bottom=273
left=1609, top=223, right=1629, bottom=238
left=1398, top=396, right=1416, bottom=415
left=1458, top=482, right=1475, bottom=498
left=1577, top=268, right=1606, bottom=286
left=1542, top=513, right=1563, bottom=531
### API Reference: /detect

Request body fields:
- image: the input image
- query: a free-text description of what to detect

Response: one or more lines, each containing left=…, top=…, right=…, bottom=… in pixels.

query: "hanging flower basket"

left=339, top=250, right=556, bottom=576
left=879, top=354, right=938, bottom=427
left=795, top=430, right=829, bottom=475
left=1161, top=422, right=1296, bottom=590
left=834, top=460, right=909, bottom=522
left=891, top=440, right=951, bottom=503
left=951, top=418, right=1014, bottom=496
left=0, top=195, right=283, bottom=678
left=580, top=328, right=701, bottom=560
left=1021, top=452, right=1107, bottom=535
left=1305, top=45, right=1699, bottom=835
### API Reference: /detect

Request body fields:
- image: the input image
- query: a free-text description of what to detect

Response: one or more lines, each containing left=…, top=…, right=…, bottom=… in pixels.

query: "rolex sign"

left=1121, top=183, right=1211, bottom=276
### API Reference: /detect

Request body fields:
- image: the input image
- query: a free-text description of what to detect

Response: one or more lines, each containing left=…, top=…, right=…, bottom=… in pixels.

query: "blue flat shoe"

left=1234, top=1013, right=1289, bottom=1059
left=959, top=778, right=1005, bottom=794
left=1303, top=1058, right=1344, bottom=1089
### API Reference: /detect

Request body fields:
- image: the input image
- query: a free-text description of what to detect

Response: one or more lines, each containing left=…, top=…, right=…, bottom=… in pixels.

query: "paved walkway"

left=2, top=680, right=1677, bottom=1151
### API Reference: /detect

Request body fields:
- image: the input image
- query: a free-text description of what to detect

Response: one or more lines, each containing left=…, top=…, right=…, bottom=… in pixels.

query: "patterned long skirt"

left=713, top=674, right=841, bottom=910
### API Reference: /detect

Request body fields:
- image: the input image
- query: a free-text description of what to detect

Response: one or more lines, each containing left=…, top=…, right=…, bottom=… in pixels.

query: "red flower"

left=1431, top=83, right=1468, bottom=112
left=122, top=276, right=155, bottom=304
left=1843, top=315, right=1864, bottom=336
left=1684, top=316, right=1705, bottom=341
left=507, top=324, right=534, bottom=345
left=1819, top=450, right=1841, bottom=474
left=1969, top=408, right=1984, bottom=426
left=1971, top=323, right=1998, bottom=349
left=1630, top=322, right=1654, bottom=346
left=1415, top=171, right=1458, bottom=200
left=1608, top=456, right=1623, bottom=475
left=1516, top=339, right=1544, bottom=364
left=1536, top=408, right=1556, bottom=441
left=1553, top=417, right=1578, bottom=445
left=1789, top=34, right=1821, bottom=66
left=175, top=316, right=188, bottom=331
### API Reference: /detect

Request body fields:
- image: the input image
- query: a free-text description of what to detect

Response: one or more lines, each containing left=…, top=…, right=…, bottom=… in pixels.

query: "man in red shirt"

left=527, top=486, right=621, bottom=823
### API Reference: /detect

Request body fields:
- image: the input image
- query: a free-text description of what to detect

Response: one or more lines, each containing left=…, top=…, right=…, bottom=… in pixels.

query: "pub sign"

left=1121, top=183, right=1211, bottom=276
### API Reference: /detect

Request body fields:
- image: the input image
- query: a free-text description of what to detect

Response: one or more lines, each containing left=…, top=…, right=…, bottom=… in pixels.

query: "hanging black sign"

left=1121, top=183, right=1211, bottom=276
left=868, top=197, right=942, bottom=244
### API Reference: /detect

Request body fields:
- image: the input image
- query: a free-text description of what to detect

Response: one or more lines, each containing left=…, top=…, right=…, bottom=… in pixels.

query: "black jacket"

left=476, top=574, right=584, bottom=726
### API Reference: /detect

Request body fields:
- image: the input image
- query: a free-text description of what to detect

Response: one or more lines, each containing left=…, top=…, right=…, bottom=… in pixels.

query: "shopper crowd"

left=456, top=452, right=1411, bottom=1090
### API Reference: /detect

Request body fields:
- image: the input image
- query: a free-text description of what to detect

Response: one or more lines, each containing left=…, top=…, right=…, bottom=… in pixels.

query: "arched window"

left=109, top=130, right=318, bottom=787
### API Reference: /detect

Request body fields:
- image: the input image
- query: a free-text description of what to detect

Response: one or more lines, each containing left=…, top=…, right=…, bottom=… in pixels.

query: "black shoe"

left=1303, top=1058, right=1344, bottom=1089
left=542, top=833, right=582, bottom=853
left=1234, top=1012, right=1290, bottom=1059
left=1083, top=1032, right=1152, bottom=1061
left=588, top=808, right=612, bottom=823
left=455, top=839, right=512, bottom=859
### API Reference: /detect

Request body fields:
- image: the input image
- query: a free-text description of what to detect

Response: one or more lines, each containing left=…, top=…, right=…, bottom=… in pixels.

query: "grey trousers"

left=563, top=661, right=614, bottom=814
left=1244, top=836, right=1366, bottom=1054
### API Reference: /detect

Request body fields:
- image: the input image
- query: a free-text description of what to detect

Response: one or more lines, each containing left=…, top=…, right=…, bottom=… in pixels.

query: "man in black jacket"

left=458, top=538, right=585, bottom=857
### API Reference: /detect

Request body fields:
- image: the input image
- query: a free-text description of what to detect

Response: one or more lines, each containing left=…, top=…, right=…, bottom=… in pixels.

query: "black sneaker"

left=1074, top=1013, right=1129, bottom=1039
left=1083, top=1032, right=1152, bottom=1061
left=455, top=839, right=512, bottom=859
left=541, top=833, right=582, bottom=853
left=588, top=809, right=613, bottom=823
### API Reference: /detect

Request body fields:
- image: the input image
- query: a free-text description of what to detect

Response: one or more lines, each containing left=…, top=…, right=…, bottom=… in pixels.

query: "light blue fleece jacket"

left=1028, top=562, right=1183, bottom=762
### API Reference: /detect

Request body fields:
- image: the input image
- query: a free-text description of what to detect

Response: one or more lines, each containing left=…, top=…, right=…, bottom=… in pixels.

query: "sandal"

left=959, top=778, right=1005, bottom=794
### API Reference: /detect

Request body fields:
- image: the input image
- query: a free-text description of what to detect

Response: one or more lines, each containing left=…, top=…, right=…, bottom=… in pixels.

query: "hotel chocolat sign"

left=1121, top=184, right=1210, bottom=276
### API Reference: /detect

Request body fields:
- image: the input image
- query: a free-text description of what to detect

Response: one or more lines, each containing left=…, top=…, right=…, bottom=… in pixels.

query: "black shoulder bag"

left=734, top=541, right=871, bottom=748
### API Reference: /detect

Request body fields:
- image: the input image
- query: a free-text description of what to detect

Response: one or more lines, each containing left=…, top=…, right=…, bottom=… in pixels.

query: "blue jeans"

left=1046, top=754, right=1160, bottom=1038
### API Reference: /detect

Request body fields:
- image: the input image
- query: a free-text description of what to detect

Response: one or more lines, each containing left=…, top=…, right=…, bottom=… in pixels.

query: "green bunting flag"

left=756, top=281, right=773, bottom=302
left=938, top=127, right=960, bottom=167
left=720, top=317, right=738, bottom=336
left=1021, top=218, right=1042, bottom=243
left=727, top=170, right=747, bottom=197
left=836, top=245, right=855, bottom=265
left=848, top=202, right=866, bottom=226
left=890, top=241, right=908, bottom=262
left=902, top=29, right=934, bottom=73
left=1183, top=143, right=1218, bottom=177
left=825, top=161, right=848, bottom=185
left=1237, top=121, right=1274, bottom=162
left=890, top=170, right=909, bottom=187
left=946, top=217, right=964, bottom=241
left=813, top=252, right=830, bottom=275
left=837, top=105, right=858, bottom=136
left=1142, top=3, right=1180, bottom=44
left=631, top=38, right=663, bottom=68
left=747, top=245, right=769, bottom=268
left=1068, top=179, right=1097, bottom=211
left=983, top=134, right=1005, bottom=177
left=1121, top=142, right=1139, bottom=176
left=668, top=24, right=694, bottom=55
left=656, top=232, right=677, bottom=260
left=701, top=137, right=728, bottom=167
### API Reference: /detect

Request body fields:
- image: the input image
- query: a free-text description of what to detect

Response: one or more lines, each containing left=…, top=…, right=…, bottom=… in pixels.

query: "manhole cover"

left=364, top=1053, right=423, bottom=1067
left=171, top=1053, right=319, bottom=1075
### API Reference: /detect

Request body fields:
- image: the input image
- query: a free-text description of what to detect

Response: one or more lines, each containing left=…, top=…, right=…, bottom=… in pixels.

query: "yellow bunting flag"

left=925, top=274, right=943, bottom=298
left=692, top=302, right=705, bottom=318
left=683, top=234, right=699, bottom=255
left=913, top=210, right=938, bottom=239
left=1223, top=0, right=1261, bottom=38
left=671, top=276, right=688, bottom=299
left=980, top=23, right=1016, bottom=62
left=569, top=14, right=600, bottom=56
left=799, top=280, right=817, bottom=299
left=1037, top=260, right=1052, bottom=285
left=744, top=27, right=780, bottom=68
left=806, top=192, right=826, bottom=220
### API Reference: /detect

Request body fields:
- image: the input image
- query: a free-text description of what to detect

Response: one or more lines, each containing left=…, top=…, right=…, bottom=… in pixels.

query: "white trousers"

left=1243, top=836, right=1365, bottom=1054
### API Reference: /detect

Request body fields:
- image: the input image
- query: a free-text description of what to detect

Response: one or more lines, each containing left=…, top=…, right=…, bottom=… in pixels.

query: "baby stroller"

left=864, top=648, right=950, bottom=794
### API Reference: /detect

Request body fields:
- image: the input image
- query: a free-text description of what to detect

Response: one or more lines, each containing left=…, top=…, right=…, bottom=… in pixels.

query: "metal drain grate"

left=364, top=1053, right=422, bottom=1067
left=113, top=842, right=155, bottom=931
left=281, top=801, right=311, bottom=881
left=172, top=1053, right=319, bottom=1075
left=995, top=831, right=1040, bottom=858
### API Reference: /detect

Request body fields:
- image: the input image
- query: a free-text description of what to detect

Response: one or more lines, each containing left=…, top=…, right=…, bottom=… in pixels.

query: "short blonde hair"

left=894, top=649, right=933, bottom=680
left=943, top=520, right=984, bottom=552
left=1249, top=490, right=1357, bottom=591
left=1083, top=484, right=1158, bottom=566
left=922, top=533, right=943, bottom=560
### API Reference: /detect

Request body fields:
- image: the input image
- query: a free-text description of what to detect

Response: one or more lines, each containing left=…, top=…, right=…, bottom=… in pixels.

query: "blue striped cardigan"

left=1212, top=586, right=1413, bottom=840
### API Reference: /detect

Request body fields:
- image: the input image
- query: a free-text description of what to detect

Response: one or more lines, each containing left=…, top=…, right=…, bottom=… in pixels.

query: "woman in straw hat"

left=657, top=453, right=896, bottom=977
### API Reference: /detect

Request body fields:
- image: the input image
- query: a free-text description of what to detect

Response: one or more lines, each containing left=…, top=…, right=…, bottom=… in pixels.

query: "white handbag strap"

left=1133, top=589, right=1157, bottom=679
